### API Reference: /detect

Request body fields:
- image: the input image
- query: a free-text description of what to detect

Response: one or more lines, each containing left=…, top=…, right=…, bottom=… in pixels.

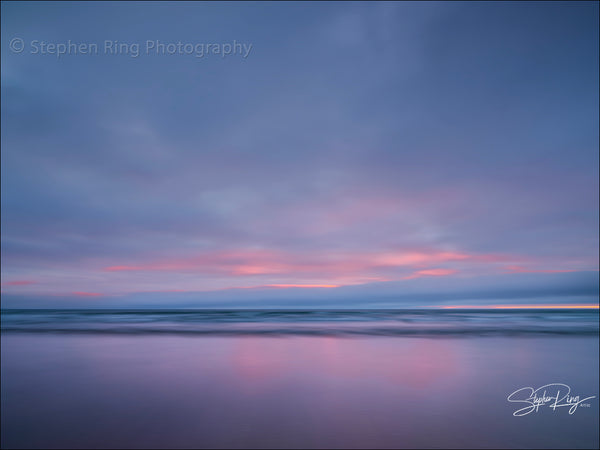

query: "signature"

left=507, top=383, right=596, bottom=416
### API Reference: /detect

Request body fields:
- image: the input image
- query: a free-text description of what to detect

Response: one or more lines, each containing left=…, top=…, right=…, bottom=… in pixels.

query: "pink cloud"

left=371, top=251, right=468, bottom=266
left=402, top=268, right=458, bottom=280
left=104, top=249, right=503, bottom=273
left=239, top=284, right=340, bottom=289
left=265, top=284, right=339, bottom=288
left=100, top=248, right=516, bottom=288
left=72, top=291, right=103, bottom=297
left=105, top=265, right=144, bottom=271
left=1, top=280, right=37, bottom=286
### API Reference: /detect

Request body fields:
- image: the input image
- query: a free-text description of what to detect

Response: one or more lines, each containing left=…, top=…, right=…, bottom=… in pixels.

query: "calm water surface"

left=2, top=310, right=598, bottom=448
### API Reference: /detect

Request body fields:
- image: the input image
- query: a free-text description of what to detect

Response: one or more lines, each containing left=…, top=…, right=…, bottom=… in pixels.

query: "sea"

left=1, top=308, right=599, bottom=448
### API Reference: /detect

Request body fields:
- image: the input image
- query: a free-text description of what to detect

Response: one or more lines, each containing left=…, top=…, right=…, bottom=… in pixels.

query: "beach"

left=2, top=310, right=598, bottom=449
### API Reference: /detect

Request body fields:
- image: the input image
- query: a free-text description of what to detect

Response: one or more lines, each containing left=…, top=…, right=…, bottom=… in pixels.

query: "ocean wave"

left=1, top=309, right=598, bottom=336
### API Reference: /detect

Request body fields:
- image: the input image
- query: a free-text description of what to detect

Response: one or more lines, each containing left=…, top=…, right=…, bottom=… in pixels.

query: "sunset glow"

left=442, top=304, right=599, bottom=310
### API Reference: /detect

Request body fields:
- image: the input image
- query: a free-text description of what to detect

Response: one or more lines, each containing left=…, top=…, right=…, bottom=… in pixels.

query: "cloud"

left=1, top=2, right=597, bottom=307
left=403, top=268, right=458, bottom=280
left=1, top=280, right=36, bottom=286
left=96, top=247, right=520, bottom=293
left=1, top=270, right=597, bottom=309
left=503, top=265, right=580, bottom=274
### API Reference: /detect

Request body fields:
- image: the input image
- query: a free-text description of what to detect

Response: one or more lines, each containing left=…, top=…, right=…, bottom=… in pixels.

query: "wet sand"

left=1, top=333, right=598, bottom=448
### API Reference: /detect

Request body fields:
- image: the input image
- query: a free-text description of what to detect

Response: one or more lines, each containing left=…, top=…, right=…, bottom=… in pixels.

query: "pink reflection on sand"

left=231, top=337, right=461, bottom=391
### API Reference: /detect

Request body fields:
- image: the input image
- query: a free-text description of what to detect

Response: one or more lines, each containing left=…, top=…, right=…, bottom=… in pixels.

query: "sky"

left=1, top=1, right=598, bottom=308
